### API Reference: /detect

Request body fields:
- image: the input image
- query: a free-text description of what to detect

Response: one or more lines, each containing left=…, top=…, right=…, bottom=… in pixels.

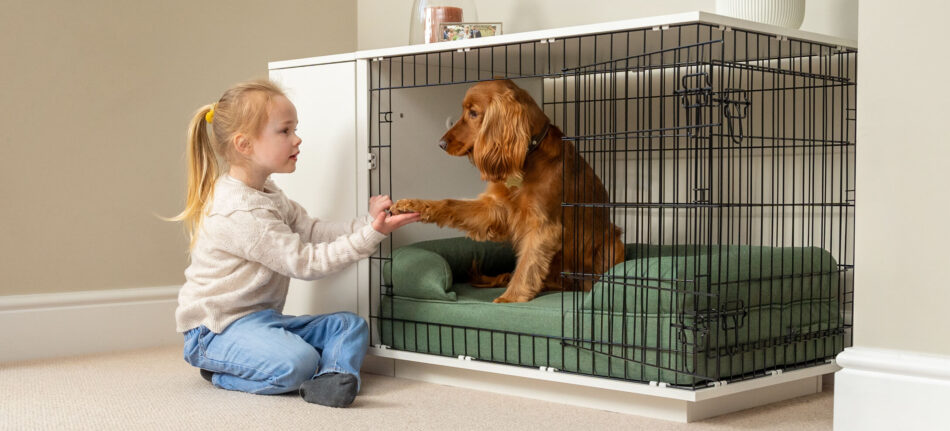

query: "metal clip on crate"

left=715, top=89, right=751, bottom=144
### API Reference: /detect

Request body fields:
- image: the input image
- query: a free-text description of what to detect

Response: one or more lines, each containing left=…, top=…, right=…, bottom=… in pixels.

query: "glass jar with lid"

left=408, top=0, right=479, bottom=44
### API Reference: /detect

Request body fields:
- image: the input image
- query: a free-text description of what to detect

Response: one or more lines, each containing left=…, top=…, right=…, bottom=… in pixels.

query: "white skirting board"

left=363, top=347, right=835, bottom=422
left=834, top=347, right=950, bottom=430
left=0, top=286, right=181, bottom=363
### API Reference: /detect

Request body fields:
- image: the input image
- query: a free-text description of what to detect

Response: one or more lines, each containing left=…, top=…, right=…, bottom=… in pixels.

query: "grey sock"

left=299, top=373, right=358, bottom=407
left=199, top=369, right=214, bottom=383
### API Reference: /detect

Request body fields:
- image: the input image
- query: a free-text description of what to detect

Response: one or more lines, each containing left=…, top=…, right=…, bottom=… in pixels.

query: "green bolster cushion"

left=386, top=247, right=457, bottom=301
left=584, top=245, right=839, bottom=313
left=383, top=237, right=517, bottom=301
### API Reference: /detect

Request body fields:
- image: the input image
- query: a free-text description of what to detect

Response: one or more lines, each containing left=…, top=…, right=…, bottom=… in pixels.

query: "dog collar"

left=504, top=174, right=523, bottom=189
left=526, top=122, right=551, bottom=155
left=507, top=123, right=550, bottom=189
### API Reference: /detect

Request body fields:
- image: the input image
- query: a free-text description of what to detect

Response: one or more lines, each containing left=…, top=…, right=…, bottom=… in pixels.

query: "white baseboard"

left=0, top=286, right=181, bottom=363
left=834, top=347, right=950, bottom=430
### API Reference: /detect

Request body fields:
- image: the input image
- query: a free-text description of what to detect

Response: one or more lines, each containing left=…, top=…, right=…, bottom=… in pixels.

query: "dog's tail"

left=591, top=226, right=626, bottom=274
left=468, top=259, right=512, bottom=288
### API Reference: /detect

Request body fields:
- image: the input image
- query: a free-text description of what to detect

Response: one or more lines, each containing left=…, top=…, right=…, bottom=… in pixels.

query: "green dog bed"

left=378, top=237, right=845, bottom=387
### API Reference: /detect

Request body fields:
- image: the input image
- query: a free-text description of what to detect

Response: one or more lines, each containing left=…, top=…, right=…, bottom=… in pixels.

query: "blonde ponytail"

left=167, top=104, right=220, bottom=249
left=166, top=79, right=287, bottom=250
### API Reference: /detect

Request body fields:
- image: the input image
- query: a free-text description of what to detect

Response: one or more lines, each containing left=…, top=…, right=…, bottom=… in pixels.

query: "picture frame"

left=438, top=22, right=502, bottom=42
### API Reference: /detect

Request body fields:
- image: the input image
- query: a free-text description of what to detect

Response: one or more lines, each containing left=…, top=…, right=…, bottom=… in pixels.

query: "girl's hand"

left=369, top=195, right=393, bottom=218
left=372, top=211, right=421, bottom=235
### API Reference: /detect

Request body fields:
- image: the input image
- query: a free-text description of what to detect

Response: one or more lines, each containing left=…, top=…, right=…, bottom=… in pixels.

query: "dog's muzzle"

left=439, top=140, right=448, bottom=150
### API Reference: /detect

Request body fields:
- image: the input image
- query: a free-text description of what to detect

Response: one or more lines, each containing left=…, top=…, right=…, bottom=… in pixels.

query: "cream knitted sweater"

left=175, top=175, right=386, bottom=333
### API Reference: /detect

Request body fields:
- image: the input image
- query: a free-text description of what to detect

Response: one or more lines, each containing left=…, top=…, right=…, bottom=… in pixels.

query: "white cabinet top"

left=269, top=11, right=856, bottom=70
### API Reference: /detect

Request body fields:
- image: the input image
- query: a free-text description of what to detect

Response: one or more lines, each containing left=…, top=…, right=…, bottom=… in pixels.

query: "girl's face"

left=249, top=95, right=301, bottom=175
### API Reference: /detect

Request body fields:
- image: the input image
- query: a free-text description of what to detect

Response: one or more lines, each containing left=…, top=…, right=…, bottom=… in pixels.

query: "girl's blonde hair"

left=167, top=79, right=286, bottom=249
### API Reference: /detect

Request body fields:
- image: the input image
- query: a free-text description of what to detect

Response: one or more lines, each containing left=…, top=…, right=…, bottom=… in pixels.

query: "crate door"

left=557, top=40, right=722, bottom=386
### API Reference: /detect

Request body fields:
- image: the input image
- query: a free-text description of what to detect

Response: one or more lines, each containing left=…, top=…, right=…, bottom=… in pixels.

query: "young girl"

left=169, top=79, right=419, bottom=407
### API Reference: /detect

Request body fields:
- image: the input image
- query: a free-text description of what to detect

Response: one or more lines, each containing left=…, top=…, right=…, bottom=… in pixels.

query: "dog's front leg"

left=494, top=224, right=561, bottom=303
left=390, top=198, right=509, bottom=242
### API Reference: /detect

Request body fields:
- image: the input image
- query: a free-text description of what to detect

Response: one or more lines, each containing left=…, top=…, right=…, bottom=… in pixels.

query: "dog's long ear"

left=474, top=88, right=530, bottom=182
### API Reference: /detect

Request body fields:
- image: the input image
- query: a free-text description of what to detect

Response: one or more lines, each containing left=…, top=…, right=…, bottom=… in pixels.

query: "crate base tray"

left=363, top=346, right=836, bottom=422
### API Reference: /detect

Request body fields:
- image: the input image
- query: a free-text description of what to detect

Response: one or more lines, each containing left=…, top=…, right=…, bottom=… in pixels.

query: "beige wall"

left=358, top=0, right=857, bottom=50
left=0, top=0, right=356, bottom=296
left=856, top=1, right=950, bottom=356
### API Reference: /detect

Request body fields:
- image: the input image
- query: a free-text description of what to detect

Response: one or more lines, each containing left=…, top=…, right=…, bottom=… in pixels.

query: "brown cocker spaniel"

left=390, top=79, right=624, bottom=303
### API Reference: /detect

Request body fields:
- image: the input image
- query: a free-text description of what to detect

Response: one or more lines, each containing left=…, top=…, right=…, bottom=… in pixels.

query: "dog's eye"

left=469, top=110, right=478, bottom=119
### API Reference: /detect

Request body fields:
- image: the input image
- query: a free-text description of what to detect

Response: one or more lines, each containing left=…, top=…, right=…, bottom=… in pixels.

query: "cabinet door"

left=269, top=61, right=359, bottom=316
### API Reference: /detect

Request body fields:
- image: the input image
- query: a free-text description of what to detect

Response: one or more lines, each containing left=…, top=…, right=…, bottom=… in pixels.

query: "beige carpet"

left=0, top=345, right=833, bottom=430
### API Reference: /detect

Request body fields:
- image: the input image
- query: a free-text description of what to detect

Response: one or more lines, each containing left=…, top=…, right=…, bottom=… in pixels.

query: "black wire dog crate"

left=367, top=19, right=856, bottom=390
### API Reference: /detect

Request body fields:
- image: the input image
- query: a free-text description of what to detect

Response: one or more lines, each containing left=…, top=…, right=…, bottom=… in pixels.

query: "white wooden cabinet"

left=269, top=11, right=856, bottom=422
left=269, top=60, right=361, bottom=317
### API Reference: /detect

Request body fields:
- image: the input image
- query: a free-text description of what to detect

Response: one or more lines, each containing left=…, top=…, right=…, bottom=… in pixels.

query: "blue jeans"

left=182, top=309, right=369, bottom=395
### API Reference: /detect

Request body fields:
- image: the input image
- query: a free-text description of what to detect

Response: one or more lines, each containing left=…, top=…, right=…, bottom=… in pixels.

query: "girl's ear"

left=232, top=133, right=253, bottom=156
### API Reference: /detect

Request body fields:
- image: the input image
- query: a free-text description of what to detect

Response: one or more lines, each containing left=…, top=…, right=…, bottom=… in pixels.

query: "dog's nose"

left=439, top=140, right=448, bottom=150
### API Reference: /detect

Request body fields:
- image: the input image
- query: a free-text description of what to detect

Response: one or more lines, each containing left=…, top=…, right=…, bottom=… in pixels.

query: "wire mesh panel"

left=559, top=38, right=721, bottom=386
left=368, top=22, right=856, bottom=389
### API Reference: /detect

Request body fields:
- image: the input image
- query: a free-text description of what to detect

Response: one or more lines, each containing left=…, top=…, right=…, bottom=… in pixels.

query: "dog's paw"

left=389, top=199, right=416, bottom=215
left=492, top=291, right=533, bottom=303
left=390, top=199, right=430, bottom=220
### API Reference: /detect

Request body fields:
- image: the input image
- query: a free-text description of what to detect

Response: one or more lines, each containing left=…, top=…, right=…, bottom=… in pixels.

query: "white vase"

left=715, top=0, right=806, bottom=29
